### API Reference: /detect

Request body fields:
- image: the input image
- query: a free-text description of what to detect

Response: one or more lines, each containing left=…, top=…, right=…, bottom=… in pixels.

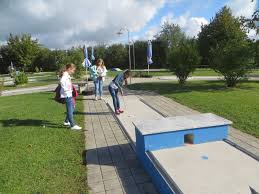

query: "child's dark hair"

left=59, top=63, right=76, bottom=77
left=123, top=69, right=130, bottom=77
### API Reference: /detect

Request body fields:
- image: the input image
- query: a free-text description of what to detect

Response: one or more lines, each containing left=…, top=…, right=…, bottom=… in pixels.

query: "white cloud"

left=160, top=13, right=209, bottom=38
left=227, top=0, right=257, bottom=18
left=0, top=0, right=165, bottom=48
left=145, top=26, right=160, bottom=40
left=247, top=29, right=258, bottom=40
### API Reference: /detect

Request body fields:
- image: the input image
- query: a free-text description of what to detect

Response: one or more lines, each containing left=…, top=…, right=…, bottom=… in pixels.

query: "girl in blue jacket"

left=108, top=70, right=130, bottom=115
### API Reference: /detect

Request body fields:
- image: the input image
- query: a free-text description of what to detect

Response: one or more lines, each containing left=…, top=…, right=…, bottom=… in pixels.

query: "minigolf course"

left=104, top=93, right=259, bottom=194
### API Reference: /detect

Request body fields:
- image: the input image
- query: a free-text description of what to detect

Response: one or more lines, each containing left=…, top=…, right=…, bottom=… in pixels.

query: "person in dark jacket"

left=108, top=70, right=130, bottom=115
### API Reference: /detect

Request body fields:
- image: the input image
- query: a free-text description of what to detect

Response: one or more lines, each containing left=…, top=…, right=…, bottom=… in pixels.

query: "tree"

left=156, top=22, right=185, bottom=49
left=7, top=34, right=40, bottom=71
left=133, top=41, right=146, bottom=69
left=198, top=6, right=253, bottom=87
left=104, top=44, right=127, bottom=69
left=95, top=44, right=106, bottom=61
left=152, top=40, right=168, bottom=68
left=0, top=45, right=10, bottom=73
left=169, top=38, right=201, bottom=85
left=33, top=47, right=56, bottom=71
left=155, top=22, right=186, bottom=67
left=66, top=47, right=85, bottom=78
left=256, top=40, right=259, bottom=67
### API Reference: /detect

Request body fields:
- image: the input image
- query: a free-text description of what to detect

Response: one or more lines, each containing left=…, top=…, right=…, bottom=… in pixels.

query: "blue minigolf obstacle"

left=134, top=113, right=232, bottom=194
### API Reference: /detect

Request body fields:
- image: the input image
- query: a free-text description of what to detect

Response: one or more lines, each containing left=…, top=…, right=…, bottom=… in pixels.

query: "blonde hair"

left=59, top=63, right=76, bottom=77
left=96, top=59, right=105, bottom=68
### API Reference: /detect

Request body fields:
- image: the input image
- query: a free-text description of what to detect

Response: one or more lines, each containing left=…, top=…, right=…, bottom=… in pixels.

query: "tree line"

left=0, top=6, right=258, bottom=87
left=0, top=37, right=169, bottom=74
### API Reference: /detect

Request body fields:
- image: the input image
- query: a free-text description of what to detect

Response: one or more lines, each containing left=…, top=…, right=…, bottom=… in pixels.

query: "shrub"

left=15, top=72, right=28, bottom=85
left=209, top=40, right=252, bottom=87
left=169, top=38, right=201, bottom=85
left=198, top=6, right=252, bottom=87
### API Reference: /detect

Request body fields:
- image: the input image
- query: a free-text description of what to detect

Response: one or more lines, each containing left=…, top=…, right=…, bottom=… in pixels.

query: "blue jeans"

left=65, top=97, right=75, bottom=127
left=108, top=85, right=120, bottom=111
left=94, top=78, right=103, bottom=97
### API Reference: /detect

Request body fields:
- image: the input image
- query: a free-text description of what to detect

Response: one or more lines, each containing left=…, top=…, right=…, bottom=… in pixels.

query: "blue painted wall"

left=137, top=150, right=176, bottom=194
left=136, top=125, right=228, bottom=152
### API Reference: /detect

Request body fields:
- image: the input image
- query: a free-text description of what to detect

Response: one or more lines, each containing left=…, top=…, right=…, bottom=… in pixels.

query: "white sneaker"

left=71, top=125, right=82, bottom=130
left=99, top=96, right=103, bottom=100
left=64, top=121, right=70, bottom=126
left=95, top=97, right=98, bottom=101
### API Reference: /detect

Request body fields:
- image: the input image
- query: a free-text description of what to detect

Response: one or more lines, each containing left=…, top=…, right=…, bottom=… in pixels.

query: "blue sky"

left=131, top=0, right=257, bottom=41
left=0, top=0, right=257, bottom=48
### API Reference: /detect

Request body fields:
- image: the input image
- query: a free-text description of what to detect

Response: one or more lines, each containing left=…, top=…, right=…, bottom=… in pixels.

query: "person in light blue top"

left=89, top=59, right=107, bottom=100
left=108, top=70, right=130, bottom=115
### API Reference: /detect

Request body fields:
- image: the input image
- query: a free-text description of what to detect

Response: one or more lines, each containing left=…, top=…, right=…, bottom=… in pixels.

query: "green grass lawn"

left=129, top=80, right=259, bottom=138
left=106, top=68, right=219, bottom=77
left=0, top=92, right=87, bottom=193
left=107, top=70, right=175, bottom=77
left=107, top=68, right=259, bottom=78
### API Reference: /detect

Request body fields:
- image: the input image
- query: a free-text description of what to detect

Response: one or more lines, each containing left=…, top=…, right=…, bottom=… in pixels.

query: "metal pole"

left=127, top=29, right=132, bottom=84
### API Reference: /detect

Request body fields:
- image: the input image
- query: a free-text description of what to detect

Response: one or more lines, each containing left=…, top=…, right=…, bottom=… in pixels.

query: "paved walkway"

left=1, top=84, right=57, bottom=96
left=83, top=96, right=158, bottom=194
left=133, top=90, right=259, bottom=157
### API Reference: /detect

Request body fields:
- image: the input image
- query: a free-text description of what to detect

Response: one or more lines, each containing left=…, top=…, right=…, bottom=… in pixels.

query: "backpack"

left=72, top=85, right=78, bottom=98
left=54, top=84, right=65, bottom=104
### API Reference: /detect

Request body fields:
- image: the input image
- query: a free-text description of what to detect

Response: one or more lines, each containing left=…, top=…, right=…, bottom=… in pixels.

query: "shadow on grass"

left=128, top=80, right=258, bottom=95
left=0, top=119, right=64, bottom=129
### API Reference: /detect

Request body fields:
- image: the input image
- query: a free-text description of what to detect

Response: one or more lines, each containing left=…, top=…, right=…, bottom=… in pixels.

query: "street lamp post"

left=117, top=27, right=132, bottom=84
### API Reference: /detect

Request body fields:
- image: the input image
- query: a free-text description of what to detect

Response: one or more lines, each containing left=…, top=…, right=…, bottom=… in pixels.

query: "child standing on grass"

left=60, top=63, right=82, bottom=130
left=90, top=59, right=107, bottom=100
left=108, top=70, right=130, bottom=115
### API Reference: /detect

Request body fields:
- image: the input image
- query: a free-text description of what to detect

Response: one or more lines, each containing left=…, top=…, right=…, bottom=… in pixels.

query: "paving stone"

left=101, top=165, right=115, bottom=173
left=119, top=176, right=136, bottom=186
left=106, top=188, right=124, bottom=194
left=133, top=173, right=151, bottom=184
left=123, top=186, right=141, bottom=194
left=86, top=150, right=98, bottom=163
left=104, top=178, right=121, bottom=191
left=88, top=181, right=105, bottom=193
left=102, top=169, right=117, bottom=181
left=130, top=167, right=146, bottom=175
left=116, top=168, right=132, bottom=178
left=138, top=182, right=158, bottom=194
left=113, top=161, right=129, bottom=170
left=87, top=173, right=103, bottom=184
left=126, top=159, right=142, bottom=168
